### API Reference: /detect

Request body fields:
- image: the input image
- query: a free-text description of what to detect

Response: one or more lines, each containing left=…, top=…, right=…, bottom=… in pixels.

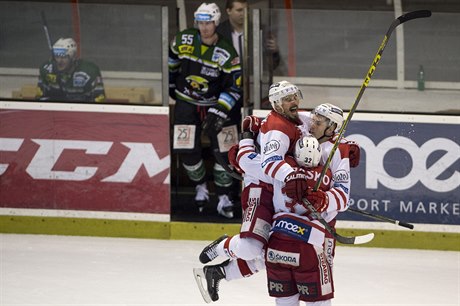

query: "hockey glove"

left=241, top=115, right=261, bottom=139
left=348, top=140, right=361, bottom=168
left=202, top=105, right=228, bottom=137
left=228, top=144, right=244, bottom=174
left=283, top=168, right=309, bottom=205
left=305, top=187, right=329, bottom=213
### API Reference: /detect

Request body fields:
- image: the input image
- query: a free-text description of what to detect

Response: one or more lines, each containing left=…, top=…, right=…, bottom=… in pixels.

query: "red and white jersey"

left=298, top=111, right=351, bottom=222
left=237, top=138, right=271, bottom=186
left=258, top=110, right=302, bottom=182
left=237, top=138, right=332, bottom=247
left=237, top=138, right=332, bottom=215
left=239, top=110, right=351, bottom=222
left=319, top=137, right=352, bottom=221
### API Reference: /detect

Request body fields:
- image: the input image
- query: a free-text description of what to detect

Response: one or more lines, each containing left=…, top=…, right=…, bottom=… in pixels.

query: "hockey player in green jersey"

left=37, top=38, right=105, bottom=103
left=169, top=2, right=242, bottom=218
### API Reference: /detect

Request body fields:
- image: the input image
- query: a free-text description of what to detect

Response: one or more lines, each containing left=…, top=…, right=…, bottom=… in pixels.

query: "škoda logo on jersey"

left=266, top=248, right=299, bottom=266
left=0, top=138, right=169, bottom=183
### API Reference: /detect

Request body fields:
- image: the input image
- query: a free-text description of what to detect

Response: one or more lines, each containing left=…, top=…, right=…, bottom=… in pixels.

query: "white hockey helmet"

left=312, top=103, right=344, bottom=133
left=268, top=80, right=303, bottom=110
left=294, top=135, right=322, bottom=168
left=194, top=3, right=221, bottom=26
left=52, top=38, right=77, bottom=60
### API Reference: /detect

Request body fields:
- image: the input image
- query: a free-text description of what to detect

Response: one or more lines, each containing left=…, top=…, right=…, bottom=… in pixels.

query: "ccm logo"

left=0, top=138, right=169, bottom=183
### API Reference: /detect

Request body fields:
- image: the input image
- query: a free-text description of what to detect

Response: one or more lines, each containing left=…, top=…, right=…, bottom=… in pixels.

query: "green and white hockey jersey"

left=169, top=28, right=242, bottom=111
left=37, top=59, right=106, bottom=103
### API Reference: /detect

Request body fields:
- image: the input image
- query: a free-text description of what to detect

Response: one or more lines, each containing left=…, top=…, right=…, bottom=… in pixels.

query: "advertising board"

left=0, top=102, right=170, bottom=221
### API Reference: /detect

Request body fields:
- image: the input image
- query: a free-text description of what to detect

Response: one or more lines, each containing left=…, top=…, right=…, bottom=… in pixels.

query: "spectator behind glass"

left=217, top=0, right=280, bottom=69
left=36, top=37, right=105, bottom=102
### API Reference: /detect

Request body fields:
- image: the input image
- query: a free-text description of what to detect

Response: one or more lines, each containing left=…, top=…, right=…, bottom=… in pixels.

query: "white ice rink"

left=1, top=234, right=459, bottom=306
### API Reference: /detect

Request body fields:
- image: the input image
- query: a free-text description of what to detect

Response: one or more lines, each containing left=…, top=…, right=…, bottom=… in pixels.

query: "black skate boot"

left=199, top=234, right=228, bottom=264
left=192, top=260, right=229, bottom=303
left=204, top=260, right=229, bottom=302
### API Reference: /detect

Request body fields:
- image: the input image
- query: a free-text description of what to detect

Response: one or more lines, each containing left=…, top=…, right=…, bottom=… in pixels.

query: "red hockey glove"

left=348, top=140, right=361, bottom=168
left=241, top=115, right=261, bottom=139
left=283, top=168, right=309, bottom=204
left=305, top=187, right=329, bottom=213
left=228, top=144, right=244, bottom=174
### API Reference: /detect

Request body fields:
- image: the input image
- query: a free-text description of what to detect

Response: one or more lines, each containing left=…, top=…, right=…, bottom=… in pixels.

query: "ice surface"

left=1, top=234, right=459, bottom=305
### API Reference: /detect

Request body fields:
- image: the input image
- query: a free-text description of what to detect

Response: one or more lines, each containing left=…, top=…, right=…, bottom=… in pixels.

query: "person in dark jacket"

left=217, top=0, right=280, bottom=68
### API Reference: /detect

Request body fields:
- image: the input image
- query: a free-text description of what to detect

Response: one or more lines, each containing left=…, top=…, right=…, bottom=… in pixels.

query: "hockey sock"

left=217, top=234, right=264, bottom=260
left=213, top=163, right=233, bottom=187
left=183, top=159, right=206, bottom=183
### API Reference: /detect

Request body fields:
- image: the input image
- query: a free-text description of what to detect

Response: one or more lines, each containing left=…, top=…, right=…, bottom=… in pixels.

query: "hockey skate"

left=199, top=234, right=228, bottom=264
left=195, top=182, right=209, bottom=213
left=193, top=260, right=229, bottom=303
left=217, top=194, right=234, bottom=218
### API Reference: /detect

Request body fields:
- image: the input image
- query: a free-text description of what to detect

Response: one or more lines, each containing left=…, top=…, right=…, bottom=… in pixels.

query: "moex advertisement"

left=344, top=114, right=458, bottom=225
left=0, top=102, right=170, bottom=221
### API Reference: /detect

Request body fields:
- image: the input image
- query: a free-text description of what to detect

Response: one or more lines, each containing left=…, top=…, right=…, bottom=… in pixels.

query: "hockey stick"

left=313, top=10, right=432, bottom=192
left=301, top=198, right=374, bottom=245
left=300, top=10, right=431, bottom=243
left=348, top=207, right=414, bottom=229
left=213, top=148, right=245, bottom=181
left=41, top=11, right=54, bottom=59
left=214, top=148, right=374, bottom=244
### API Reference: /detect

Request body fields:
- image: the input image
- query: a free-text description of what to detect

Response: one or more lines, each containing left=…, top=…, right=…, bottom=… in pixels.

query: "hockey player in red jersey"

left=193, top=81, right=360, bottom=303
left=193, top=81, right=306, bottom=302
left=265, top=136, right=335, bottom=305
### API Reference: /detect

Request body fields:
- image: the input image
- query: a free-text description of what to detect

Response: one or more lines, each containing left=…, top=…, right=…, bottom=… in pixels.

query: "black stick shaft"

left=348, top=207, right=414, bottom=229
left=41, top=11, right=55, bottom=62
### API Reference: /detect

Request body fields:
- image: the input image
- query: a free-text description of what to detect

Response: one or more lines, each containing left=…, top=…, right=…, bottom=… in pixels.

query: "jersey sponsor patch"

left=267, top=248, right=300, bottom=266
left=297, top=282, right=319, bottom=298
left=316, top=250, right=333, bottom=295
left=248, top=152, right=258, bottom=160
left=268, top=279, right=293, bottom=295
left=73, top=71, right=91, bottom=87
left=212, top=47, right=230, bottom=66
left=333, top=169, right=349, bottom=184
left=272, top=217, right=312, bottom=242
left=200, top=66, right=219, bottom=77
left=253, top=218, right=271, bottom=241
left=173, top=124, right=196, bottom=149
left=336, top=183, right=349, bottom=194
left=178, top=45, right=194, bottom=54
left=263, top=140, right=280, bottom=155
left=261, top=155, right=282, bottom=168
left=46, top=73, right=57, bottom=83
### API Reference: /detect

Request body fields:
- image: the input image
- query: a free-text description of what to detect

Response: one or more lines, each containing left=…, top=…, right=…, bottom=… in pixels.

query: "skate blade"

left=193, top=268, right=212, bottom=303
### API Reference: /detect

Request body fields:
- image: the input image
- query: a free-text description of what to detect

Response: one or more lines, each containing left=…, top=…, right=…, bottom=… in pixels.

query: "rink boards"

left=1, top=102, right=459, bottom=250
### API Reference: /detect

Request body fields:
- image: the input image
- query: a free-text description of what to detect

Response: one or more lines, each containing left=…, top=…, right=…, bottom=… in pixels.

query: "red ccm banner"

left=0, top=102, right=170, bottom=217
